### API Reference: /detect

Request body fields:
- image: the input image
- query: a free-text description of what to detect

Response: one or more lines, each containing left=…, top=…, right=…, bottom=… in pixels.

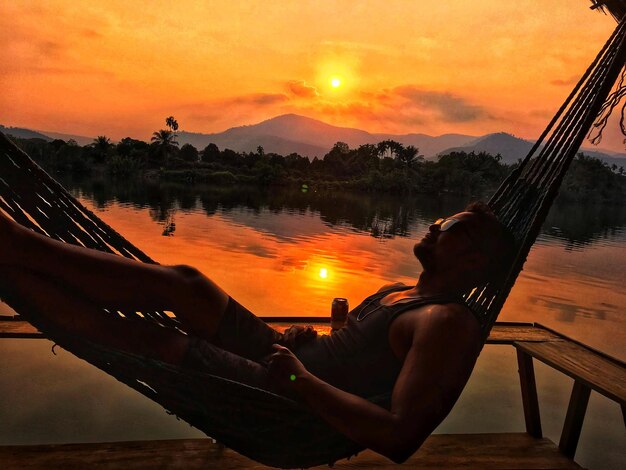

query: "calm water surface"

left=1, top=177, right=624, bottom=469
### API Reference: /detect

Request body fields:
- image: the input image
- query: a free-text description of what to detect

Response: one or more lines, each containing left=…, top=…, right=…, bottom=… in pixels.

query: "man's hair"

left=464, top=201, right=517, bottom=281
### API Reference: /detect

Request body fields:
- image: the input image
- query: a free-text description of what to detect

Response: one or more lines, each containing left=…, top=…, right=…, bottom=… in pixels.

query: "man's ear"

left=459, top=254, right=491, bottom=287
left=465, top=251, right=489, bottom=273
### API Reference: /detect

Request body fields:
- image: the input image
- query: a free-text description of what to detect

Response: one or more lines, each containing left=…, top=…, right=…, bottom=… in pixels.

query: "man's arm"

left=268, top=305, right=481, bottom=463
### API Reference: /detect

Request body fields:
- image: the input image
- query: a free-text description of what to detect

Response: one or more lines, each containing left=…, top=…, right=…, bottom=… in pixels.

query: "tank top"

left=294, top=284, right=471, bottom=398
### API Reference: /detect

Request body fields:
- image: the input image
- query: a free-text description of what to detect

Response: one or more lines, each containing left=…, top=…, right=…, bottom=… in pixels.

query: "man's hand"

left=267, top=343, right=309, bottom=391
left=279, top=325, right=317, bottom=350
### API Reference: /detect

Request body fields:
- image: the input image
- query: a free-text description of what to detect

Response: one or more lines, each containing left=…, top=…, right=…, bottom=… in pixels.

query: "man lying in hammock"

left=0, top=201, right=514, bottom=464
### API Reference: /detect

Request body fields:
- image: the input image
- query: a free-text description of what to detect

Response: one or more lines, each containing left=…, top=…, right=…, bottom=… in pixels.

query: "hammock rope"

left=1, top=13, right=626, bottom=469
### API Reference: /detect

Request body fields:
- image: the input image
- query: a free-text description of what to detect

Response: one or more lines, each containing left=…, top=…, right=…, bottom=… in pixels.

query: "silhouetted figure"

left=0, top=201, right=514, bottom=463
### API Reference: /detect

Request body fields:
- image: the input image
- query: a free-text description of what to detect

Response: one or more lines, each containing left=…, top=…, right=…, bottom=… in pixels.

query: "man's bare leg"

left=1, top=267, right=191, bottom=364
left=0, top=211, right=228, bottom=341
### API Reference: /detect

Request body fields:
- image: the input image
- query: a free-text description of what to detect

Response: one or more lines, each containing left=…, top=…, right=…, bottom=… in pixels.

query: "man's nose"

left=429, top=222, right=440, bottom=232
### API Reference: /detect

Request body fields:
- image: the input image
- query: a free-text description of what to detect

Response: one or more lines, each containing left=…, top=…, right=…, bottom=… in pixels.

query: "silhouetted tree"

left=165, top=116, right=179, bottom=132
left=284, top=152, right=310, bottom=172
left=91, top=135, right=113, bottom=163
left=221, top=148, right=240, bottom=166
left=116, top=137, right=149, bottom=160
left=398, top=145, right=423, bottom=171
left=49, top=139, right=66, bottom=152
left=376, top=140, right=404, bottom=160
left=201, top=143, right=220, bottom=163
left=150, top=129, right=179, bottom=165
left=180, top=143, right=199, bottom=162
left=322, top=141, right=352, bottom=177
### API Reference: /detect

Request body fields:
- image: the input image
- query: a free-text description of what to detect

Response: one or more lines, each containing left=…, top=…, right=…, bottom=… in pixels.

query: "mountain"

left=442, top=133, right=534, bottom=164
left=0, top=125, right=93, bottom=146
left=4, top=114, right=625, bottom=168
left=0, top=125, right=51, bottom=141
left=38, top=130, right=94, bottom=146
left=441, top=132, right=626, bottom=168
left=178, top=114, right=478, bottom=159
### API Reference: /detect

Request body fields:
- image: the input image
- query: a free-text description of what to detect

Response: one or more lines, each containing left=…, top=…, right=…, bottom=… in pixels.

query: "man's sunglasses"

left=434, top=217, right=463, bottom=232
left=433, top=217, right=486, bottom=254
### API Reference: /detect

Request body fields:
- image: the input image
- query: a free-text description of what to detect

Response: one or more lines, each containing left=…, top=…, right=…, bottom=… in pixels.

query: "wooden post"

left=516, top=348, right=542, bottom=438
left=559, top=380, right=591, bottom=459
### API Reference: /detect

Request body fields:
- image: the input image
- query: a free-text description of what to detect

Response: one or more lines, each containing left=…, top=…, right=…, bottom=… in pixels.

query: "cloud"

left=528, top=109, right=554, bottom=119
left=286, top=80, right=319, bottom=98
left=550, top=75, right=580, bottom=86
left=318, top=40, right=392, bottom=55
left=230, top=93, right=289, bottom=106
left=391, top=85, right=489, bottom=122
left=0, top=64, right=114, bottom=77
left=178, top=92, right=291, bottom=132
left=38, top=40, right=64, bottom=57
left=82, top=28, right=102, bottom=39
left=276, top=82, right=503, bottom=136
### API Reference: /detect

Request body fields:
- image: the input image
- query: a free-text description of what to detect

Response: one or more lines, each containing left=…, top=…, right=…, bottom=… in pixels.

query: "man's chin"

left=413, top=242, right=434, bottom=271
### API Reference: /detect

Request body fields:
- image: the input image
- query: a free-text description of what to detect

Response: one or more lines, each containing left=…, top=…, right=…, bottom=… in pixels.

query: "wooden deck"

left=0, top=317, right=568, bottom=343
left=1, top=318, right=623, bottom=468
left=0, top=433, right=584, bottom=470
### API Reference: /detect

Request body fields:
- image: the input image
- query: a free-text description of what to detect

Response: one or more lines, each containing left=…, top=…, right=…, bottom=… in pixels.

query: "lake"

left=1, top=175, right=624, bottom=469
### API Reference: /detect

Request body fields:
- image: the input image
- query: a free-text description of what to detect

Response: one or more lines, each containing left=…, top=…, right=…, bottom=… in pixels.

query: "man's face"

left=413, top=211, right=493, bottom=274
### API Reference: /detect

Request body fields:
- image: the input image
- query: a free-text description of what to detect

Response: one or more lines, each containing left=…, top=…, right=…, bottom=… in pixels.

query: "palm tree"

left=399, top=145, right=423, bottom=170
left=376, top=140, right=404, bottom=160
left=165, top=116, right=179, bottom=132
left=91, top=135, right=112, bottom=163
left=150, top=129, right=179, bottom=165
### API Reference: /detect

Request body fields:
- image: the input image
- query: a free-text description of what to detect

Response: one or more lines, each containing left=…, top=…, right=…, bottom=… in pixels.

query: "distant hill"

left=0, top=125, right=51, bottom=141
left=178, top=114, right=478, bottom=159
left=4, top=114, right=626, bottom=168
left=0, top=125, right=93, bottom=146
left=38, top=130, right=94, bottom=146
left=441, top=131, right=626, bottom=168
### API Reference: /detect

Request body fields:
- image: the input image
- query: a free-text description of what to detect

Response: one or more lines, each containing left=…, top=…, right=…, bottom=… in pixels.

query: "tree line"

left=9, top=116, right=626, bottom=202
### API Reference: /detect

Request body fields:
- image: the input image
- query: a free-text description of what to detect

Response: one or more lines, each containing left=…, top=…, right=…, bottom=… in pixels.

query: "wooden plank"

left=488, top=323, right=562, bottom=344
left=534, top=323, right=626, bottom=367
left=515, top=341, right=626, bottom=405
left=0, top=433, right=584, bottom=469
left=0, top=318, right=41, bottom=338
left=559, top=381, right=591, bottom=459
left=0, top=318, right=559, bottom=344
left=517, top=349, right=543, bottom=438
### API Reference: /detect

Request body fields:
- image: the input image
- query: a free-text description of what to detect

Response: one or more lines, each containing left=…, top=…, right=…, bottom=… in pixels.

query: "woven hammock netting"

left=1, top=13, right=626, bottom=470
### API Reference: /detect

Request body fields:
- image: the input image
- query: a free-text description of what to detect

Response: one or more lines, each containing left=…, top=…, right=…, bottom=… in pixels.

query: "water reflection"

left=57, top=174, right=626, bottom=246
left=43, top=174, right=625, bottom=357
left=540, top=202, right=626, bottom=249
left=529, top=294, right=609, bottom=322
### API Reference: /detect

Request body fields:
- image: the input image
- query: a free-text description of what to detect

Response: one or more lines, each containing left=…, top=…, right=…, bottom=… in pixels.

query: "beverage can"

left=331, top=298, right=349, bottom=332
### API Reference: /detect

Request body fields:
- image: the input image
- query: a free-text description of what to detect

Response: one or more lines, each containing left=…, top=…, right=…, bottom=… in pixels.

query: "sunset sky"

left=1, top=1, right=624, bottom=150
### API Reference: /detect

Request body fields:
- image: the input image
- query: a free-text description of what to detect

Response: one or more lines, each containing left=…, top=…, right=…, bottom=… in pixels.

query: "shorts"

left=181, top=297, right=287, bottom=395
left=212, top=296, right=283, bottom=361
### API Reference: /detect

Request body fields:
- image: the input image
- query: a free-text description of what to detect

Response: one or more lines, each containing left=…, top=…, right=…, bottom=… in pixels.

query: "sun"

left=330, top=77, right=341, bottom=88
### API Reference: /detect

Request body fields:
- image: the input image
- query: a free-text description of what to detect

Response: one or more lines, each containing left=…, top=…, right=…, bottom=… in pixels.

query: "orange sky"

left=0, top=1, right=623, bottom=150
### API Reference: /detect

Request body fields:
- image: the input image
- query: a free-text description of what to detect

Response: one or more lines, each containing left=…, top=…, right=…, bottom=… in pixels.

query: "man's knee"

left=169, top=264, right=228, bottom=308
left=171, top=264, right=204, bottom=281
left=170, top=264, right=214, bottom=291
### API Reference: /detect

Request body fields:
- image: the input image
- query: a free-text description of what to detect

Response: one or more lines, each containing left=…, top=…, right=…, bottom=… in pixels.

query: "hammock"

left=1, top=11, right=626, bottom=470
